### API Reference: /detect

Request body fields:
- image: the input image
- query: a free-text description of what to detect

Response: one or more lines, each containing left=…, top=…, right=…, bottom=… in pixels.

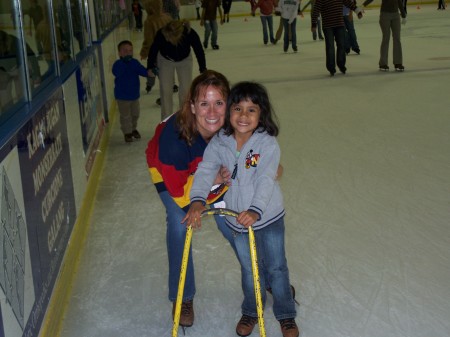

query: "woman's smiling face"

left=191, top=85, right=227, bottom=141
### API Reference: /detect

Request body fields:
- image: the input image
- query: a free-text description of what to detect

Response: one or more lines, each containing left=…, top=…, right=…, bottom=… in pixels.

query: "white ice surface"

left=61, top=6, right=450, bottom=337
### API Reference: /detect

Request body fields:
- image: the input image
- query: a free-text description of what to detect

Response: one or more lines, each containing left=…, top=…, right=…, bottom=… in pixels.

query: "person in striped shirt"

left=311, top=0, right=363, bottom=76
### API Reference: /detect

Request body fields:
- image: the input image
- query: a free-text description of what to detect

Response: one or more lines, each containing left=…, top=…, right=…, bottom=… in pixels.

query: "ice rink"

left=60, top=5, right=450, bottom=337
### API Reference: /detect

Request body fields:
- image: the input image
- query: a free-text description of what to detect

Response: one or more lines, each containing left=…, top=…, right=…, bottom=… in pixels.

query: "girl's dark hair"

left=224, top=81, right=279, bottom=136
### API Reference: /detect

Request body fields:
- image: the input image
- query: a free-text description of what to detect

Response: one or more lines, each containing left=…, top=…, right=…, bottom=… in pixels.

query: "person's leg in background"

left=174, top=54, right=193, bottom=111
left=260, top=15, right=269, bottom=44
left=129, top=99, right=141, bottom=139
left=282, top=18, right=290, bottom=52
left=323, top=27, right=336, bottom=75
left=290, top=18, right=297, bottom=52
left=267, top=15, right=275, bottom=44
left=390, top=13, right=404, bottom=69
left=204, top=20, right=212, bottom=48
left=157, top=53, right=175, bottom=120
left=275, top=15, right=283, bottom=43
left=116, top=100, right=133, bottom=142
left=211, top=19, right=219, bottom=49
left=378, top=12, right=391, bottom=69
left=335, top=26, right=347, bottom=73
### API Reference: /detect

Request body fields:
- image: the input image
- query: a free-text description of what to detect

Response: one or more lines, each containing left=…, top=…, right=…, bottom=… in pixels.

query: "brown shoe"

left=172, top=300, right=194, bottom=327
left=236, top=314, right=257, bottom=336
left=279, top=318, right=300, bottom=337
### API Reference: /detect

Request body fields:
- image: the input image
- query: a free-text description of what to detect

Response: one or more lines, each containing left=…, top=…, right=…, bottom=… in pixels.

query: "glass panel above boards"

left=1, top=0, right=29, bottom=120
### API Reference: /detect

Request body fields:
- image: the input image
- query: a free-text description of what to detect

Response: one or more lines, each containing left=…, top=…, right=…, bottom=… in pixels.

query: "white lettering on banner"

left=26, top=99, right=60, bottom=159
left=41, top=168, right=63, bottom=223
left=46, top=100, right=60, bottom=130
left=27, top=119, right=46, bottom=159
left=32, top=133, right=63, bottom=196
left=48, top=201, right=64, bottom=253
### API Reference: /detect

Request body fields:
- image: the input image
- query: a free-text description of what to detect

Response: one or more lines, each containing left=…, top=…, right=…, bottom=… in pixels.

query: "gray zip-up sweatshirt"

left=190, top=129, right=285, bottom=232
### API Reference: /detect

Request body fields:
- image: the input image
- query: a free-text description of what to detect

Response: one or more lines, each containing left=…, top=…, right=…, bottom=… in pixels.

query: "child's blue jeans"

left=233, top=216, right=296, bottom=320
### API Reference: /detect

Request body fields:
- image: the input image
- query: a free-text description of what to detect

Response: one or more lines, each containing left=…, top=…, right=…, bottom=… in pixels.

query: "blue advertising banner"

left=13, top=88, right=76, bottom=337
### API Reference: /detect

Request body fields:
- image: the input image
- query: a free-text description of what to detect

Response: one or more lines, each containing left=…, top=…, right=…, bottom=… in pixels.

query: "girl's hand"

left=181, top=201, right=206, bottom=229
left=237, top=210, right=259, bottom=228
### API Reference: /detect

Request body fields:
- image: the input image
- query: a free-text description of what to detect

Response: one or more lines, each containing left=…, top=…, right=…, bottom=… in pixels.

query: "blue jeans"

left=233, top=217, right=296, bottom=320
left=323, top=26, right=346, bottom=73
left=204, top=20, right=218, bottom=47
left=282, top=18, right=297, bottom=51
left=260, top=15, right=275, bottom=44
left=159, top=191, right=235, bottom=302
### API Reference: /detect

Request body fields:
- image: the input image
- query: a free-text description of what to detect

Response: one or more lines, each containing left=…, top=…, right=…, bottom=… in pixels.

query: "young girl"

left=183, top=82, right=299, bottom=337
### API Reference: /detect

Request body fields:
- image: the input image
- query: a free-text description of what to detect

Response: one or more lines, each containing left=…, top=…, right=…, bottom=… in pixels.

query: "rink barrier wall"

left=37, top=33, right=128, bottom=337
left=38, top=104, right=118, bottom=337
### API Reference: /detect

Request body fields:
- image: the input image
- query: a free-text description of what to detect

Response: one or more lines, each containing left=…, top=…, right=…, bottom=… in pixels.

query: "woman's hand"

left=214, top=165, right=232, bottom=186
left=276, top=164, right=283, bottom=180
left=181, top=201, right=206, bottom=229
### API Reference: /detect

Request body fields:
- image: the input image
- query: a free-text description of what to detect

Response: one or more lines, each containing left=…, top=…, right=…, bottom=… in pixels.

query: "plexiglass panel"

left=69, top=0, right=86, bottom=54
left=21, top=0, right=57, bottom=84
left=0, top=0, right=28, bottom=115
left=94, top=0, right=131, bottom=39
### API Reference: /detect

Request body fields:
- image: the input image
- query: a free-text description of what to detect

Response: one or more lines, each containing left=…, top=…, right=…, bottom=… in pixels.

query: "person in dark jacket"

left=147, top=19, right=206, bottom=120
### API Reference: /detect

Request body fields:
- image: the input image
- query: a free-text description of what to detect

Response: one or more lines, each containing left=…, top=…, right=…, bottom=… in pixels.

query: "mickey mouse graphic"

left=245, top=149, right=260, bottom=169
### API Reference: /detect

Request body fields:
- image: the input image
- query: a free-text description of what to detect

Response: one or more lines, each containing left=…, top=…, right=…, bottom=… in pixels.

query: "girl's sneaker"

left=395, top=64, right=405, bottom=71
left=379, top=65, right=389, bottom=71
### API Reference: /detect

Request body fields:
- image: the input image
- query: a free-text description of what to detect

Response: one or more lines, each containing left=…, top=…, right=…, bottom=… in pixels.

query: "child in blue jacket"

left=112, top=40, right=152, bottom=143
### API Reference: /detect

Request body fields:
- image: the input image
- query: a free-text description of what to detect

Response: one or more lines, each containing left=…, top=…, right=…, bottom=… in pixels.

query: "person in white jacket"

left=277, top=0, right=301, bottom=52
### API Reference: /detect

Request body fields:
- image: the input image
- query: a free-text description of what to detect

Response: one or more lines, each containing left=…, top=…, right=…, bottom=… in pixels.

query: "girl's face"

left=191, top=85, right=227, bottom=141
left=230, top=99, right=261, bottom=140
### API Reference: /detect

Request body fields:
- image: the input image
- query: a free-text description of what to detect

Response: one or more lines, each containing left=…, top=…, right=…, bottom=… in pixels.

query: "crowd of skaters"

left=113, top=0, right=411, bottom=147
left=115, top=0, right=410, bottom=143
